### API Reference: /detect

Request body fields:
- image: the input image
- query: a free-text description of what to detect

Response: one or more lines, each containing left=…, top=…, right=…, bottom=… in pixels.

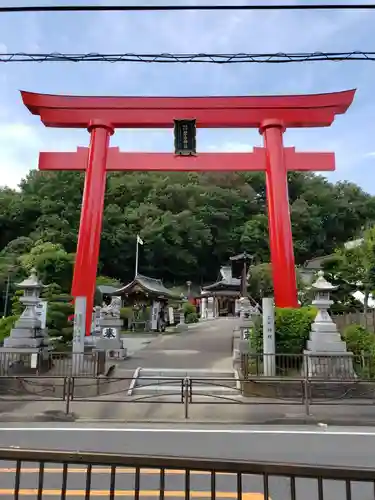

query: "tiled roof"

left=97, top=285, right=121, bottom=295
left=202, top=277, right=241, bottom=291
left=114, top=274, right=180, bottom=299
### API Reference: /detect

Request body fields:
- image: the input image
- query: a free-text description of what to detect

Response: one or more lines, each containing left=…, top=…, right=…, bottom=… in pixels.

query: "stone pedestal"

left=238, top=297, right=253, bottom=339
left=304, top=351, right=355, bottom=378
left=95, top=297, right=126, bottom=359
left=176, top=308, right=188, bottom=332
left=98, top=318, right=123, bottom=349
left=303, top=271, right=356, bottom=379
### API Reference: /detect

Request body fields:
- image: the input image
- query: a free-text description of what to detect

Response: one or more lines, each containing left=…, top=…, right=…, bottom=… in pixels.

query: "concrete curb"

left=0, top=411, right=78, bottom=422
left=1, top=413, right=375, bottom=426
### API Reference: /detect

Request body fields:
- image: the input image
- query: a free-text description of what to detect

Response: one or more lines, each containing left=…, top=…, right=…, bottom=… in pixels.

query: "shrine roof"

left=202, top=277, right=241, bottom=292
left=114, top=274, right=180, bottom=299
left=97, top=285, right=121, bottom=295
left=303, top=254, right=335, bottom=270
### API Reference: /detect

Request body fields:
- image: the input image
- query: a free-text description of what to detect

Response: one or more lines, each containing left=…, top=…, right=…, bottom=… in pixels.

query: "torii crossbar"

left=21, top=89, right=355, bottom=335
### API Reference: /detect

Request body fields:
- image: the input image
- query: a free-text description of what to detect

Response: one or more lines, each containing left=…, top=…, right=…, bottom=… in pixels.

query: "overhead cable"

left=1, top=4, right=375, bottom=13
left=1, top=51, right=374, bottom=63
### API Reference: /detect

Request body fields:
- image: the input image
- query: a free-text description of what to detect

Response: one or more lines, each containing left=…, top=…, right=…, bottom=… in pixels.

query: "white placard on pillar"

left=262, top=297, right=276, bottom=376
left=207, top=296, right=214, bottom=319
left=73, top=296, right=86, bottom=354
left=151, top=301, right=160, bottom=330
left=168, top=306, right=174, bottom=325
left=35, top=300, right=48, bottom=329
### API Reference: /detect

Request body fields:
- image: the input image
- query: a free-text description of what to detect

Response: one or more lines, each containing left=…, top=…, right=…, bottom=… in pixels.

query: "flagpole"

left=135, top=238, right=139, bottom=278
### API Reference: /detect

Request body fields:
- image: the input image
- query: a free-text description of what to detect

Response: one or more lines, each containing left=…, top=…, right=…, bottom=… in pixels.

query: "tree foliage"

left=322, top=226, right=375, bottom=312
left=0, top=170, right=374, bottom=304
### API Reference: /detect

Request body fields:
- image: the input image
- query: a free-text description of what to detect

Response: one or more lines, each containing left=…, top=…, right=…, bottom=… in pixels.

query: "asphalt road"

left=0, top=424, right=374, bottom=498
left=121, top=318, right=236, bottom=370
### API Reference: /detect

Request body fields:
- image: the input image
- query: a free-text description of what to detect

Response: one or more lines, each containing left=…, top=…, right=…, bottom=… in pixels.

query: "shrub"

left=275, top=306, right=316, bottom=354
left=186, top=312, right=199, bottom=324
left=120, top=307, right=133, bottom=329
left=183, top=301, right=196, bottom=315
left=343, top=324, right=375, bottom=378
left=11, top=290, right=23, bottom=316
left=343, top=324, right=375, bottom=356
left=0, top=315, right=17, bottom=342
left=182, top=302, right=198, bottom=324
left=250, top=306, right=317, bottom=354
left=46, top=299, right=74, bottom=341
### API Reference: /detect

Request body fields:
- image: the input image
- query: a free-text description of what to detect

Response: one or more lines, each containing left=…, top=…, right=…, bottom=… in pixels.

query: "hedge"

left=183, top=302, right=199, bottom=324
left=0, top=315, right=17, bottom=342
left=250, top=306, right=317, bottom=354
left=343, top=324, right=375, bottom=379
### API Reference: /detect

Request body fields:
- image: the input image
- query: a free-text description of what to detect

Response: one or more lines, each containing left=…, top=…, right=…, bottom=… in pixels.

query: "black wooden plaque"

left=174, top=119, right=196, bottom=155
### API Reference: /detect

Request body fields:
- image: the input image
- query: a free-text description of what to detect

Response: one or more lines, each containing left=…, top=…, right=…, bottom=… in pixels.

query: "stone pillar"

left=207, top=296, right=214, bottom=319
left=233, top=296, right=253, bottom=370
left=304, top=271, right=355, bottom=378
left=201, top=296, right=207, bottom=319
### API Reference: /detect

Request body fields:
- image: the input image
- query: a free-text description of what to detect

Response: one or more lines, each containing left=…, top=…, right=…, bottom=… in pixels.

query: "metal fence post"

left=65, top=377, right=72, bottom=415
left=303, top=355, right=310, bottom=416
left=183, top=377, right=190, bottom=419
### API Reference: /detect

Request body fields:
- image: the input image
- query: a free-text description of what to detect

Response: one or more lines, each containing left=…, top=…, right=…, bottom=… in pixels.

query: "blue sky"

left=1, top=0, right=375, bottom=192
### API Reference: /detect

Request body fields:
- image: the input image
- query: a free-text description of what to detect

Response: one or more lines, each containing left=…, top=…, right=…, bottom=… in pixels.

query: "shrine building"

left=200, top=266, right=242, bottom=318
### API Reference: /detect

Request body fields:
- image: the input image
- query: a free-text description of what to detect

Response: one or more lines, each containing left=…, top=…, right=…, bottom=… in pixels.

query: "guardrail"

left=2, top=374, right=375, bottom=419
left=1, top=351, right=375, bottom=419
left=0, top=447, right=374, bottom=499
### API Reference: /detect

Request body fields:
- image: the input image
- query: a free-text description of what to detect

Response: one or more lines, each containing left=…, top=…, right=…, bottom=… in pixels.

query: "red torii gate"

left=21, top=89, right=355, bottom=335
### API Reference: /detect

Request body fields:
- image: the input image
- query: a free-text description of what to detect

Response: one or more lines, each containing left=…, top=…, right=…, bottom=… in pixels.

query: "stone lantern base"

left=303, top=350, right=356, bottom=379
left=96, top=318, right=123, bottom=349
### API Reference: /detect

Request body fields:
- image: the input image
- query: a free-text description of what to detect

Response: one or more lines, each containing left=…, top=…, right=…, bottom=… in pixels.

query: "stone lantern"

left=304, top=270, right=355, bottom=378
left=3, top=268, right=50, bottom=350
left=0, top=268, right=51, bottom=374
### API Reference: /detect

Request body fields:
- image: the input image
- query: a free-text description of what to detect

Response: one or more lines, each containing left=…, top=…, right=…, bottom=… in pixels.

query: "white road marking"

left=0, top=427, right=374, bottom=436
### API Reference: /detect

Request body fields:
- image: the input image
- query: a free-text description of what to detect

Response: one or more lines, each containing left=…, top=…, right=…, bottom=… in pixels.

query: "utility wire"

left=1, top=51, right=374, bottom=63
left=1, top=4, right=375, bottom=13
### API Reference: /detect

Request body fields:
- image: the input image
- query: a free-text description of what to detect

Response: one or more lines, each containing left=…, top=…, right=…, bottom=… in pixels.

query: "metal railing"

left=242, top=352, right=375, bottom=379
left=0, top=447, right=374, bottom=499
left=2, top=373, right=375, bottom=419
left=0, top=351, right=103, bottom=377
left=1, top=352, right=375, bottom=419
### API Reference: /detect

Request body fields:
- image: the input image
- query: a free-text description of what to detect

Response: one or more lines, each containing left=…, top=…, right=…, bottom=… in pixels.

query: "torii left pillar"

left=71, top=120, right=114, bottom=335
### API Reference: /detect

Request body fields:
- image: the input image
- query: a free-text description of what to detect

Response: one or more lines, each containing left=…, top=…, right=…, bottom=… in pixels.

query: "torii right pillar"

left=260, top=119, right=298, bottom=307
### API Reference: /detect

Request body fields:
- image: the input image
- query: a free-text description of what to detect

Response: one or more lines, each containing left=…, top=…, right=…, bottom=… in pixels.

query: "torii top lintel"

left=20, top=89, right=355, bottom=129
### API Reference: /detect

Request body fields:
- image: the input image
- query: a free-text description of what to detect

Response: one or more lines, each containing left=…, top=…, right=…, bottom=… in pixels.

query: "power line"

left=1, top=4, right=375, bottom=13
left=0, top=51, right=374, bottom=63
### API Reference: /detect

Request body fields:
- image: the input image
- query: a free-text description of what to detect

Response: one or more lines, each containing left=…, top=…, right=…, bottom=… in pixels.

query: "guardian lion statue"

left=100, top=296, right=121, bottom=319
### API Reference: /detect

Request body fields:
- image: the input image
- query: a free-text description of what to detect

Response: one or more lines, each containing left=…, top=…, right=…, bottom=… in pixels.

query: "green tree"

left=19, top=241, right=74, bottom=291
left=0, top=168, right=374, bottom=288
left=41, top=283, right=74, bottom=340
left=333, top=227, right=375, bottom=313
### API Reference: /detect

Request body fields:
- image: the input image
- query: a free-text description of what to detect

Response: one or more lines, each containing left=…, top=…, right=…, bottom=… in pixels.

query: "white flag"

left=137, top=235, right=144, bottom=245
